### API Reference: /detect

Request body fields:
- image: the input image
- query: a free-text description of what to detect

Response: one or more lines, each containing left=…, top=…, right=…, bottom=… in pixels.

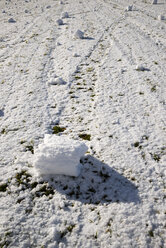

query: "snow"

left=135, top=65, right=147, bottom=71
left=34, top=134, right=88, bottom=177
left=48, top=77, right=67, bottom=86
left=0, top=0, right=166, bottom=247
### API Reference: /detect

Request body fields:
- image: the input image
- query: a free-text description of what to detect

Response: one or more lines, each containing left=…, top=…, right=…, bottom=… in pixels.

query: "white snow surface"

left=34, top=134, right=88, bottom=177
left=0, top=0, right=166, bottom=247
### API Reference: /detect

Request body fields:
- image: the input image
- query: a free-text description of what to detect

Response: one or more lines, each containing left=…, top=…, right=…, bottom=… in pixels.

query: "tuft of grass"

left=94, top=232, right=98, bottom=239
left=133, top=141, right=142, bottom=150
left=60, top=224, right=76, bottom=239
left=88, top=187, right=96, bottom=193
left=150, top=153, right=160, bottom=162
left=0, top=183, right=8, bottom=192
left=99, top=170, right=110, bottom=180
left=79, top=133, right=91, bottom=141
left=86, top=67, right=94, bottom=72
left=20, top=140, right=26, bottom=144
left=35, top=185, right=54, bottom=197
left=67, top=224, right=76, bottom=233
left=52, top=125, right=66, bottom=134
left=133, top=142, right=140, bottom=148
left=74, top=76, right=82, bottom=80
left=1, top=128, right=7, bottom=134
left=106, top=228, right=112, bottom=236
left=15, top=170, right=32, bottom=187
left=31, top=181, right=38, bottom=189
left=151, top=85, right=157, bottom=92
left=90, top=94, right=95, bottom=98
left=148, top=230, right=154, bottom=237
left=25, top=145, right=34, bottom=154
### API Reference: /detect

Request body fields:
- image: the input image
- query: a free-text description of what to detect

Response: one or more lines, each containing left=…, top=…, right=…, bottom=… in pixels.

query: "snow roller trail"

left=54, top=0, right=166, bottom=247
left=0, top=0, right=66, bottom=175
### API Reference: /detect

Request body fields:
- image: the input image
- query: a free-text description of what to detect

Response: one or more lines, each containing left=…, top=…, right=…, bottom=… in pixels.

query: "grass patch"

left=25, top=145, right=34, bottom=154
left=60, top=224, right=76, bottom=239
left=74, top=76, right=82, bottom=80
left=91, top=94, right=95, bottom=98
left=148, top=230, right=154, bottom=237
left=52, top=126, right=66, bottom=134
left=150, top=153, right=160, bottom=162
left=20, top=140, right=26, bottom=144
left=79, top=133, right=91, bottom=141
left=35, top=184, right=54, bottom=197
left=133, top=142, right=140, bottom=148
left=151, top=85, right=157, bottom=92
left=31, top=181, right=38, bottom=189
left=1, top=128, right=7, bottom=134
left=15, top=170, right=32, bottom=186
left=0, top=183, right=8, bottom=192
left=86, top=67, right=94, bottom=72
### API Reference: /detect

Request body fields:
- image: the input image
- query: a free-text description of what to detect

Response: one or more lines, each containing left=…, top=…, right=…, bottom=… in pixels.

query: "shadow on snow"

left=0, top=109, right=4, bottom=117
left=43, top=155, right=140, bottom=205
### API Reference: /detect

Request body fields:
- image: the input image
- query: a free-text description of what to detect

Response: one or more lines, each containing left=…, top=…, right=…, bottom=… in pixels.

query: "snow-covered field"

left=0, top=0, right=166, bottom=247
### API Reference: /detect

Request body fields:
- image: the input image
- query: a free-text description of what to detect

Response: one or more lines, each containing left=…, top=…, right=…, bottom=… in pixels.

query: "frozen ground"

left=0, top=0, right=166, bottom=247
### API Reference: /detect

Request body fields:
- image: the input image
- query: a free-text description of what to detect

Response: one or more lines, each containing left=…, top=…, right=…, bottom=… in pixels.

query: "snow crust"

left=34, top=135, right=88, bottom=176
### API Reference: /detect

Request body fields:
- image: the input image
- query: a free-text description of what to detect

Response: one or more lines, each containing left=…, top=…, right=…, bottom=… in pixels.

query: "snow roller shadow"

left=0, top=109, right=4, bottom=117
left=83, top=36, right=95, bottom=40
left=47, top=155, right=140, bottom=205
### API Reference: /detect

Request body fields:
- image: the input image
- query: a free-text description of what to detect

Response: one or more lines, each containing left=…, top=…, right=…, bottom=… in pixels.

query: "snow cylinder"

left=75, top=30, right=84, bottom=39
left=61, top=12, right=69, bottom=18
left=56, top=19, right=63, bottom=25
left=34, top=134, right=88, bottom=177
left=158, top=15, right=164, bottom=20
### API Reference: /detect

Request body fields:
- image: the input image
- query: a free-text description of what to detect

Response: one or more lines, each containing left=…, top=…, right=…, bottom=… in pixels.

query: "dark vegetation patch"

left=0, top=183, right=8, bottom=192
left=25, top=145, right=34, bottom=154
left=52, top=126, right=66, bottom=134
left=34, top=184, right=54, bottom=197
left=79, top=133, right=91, bottom=141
